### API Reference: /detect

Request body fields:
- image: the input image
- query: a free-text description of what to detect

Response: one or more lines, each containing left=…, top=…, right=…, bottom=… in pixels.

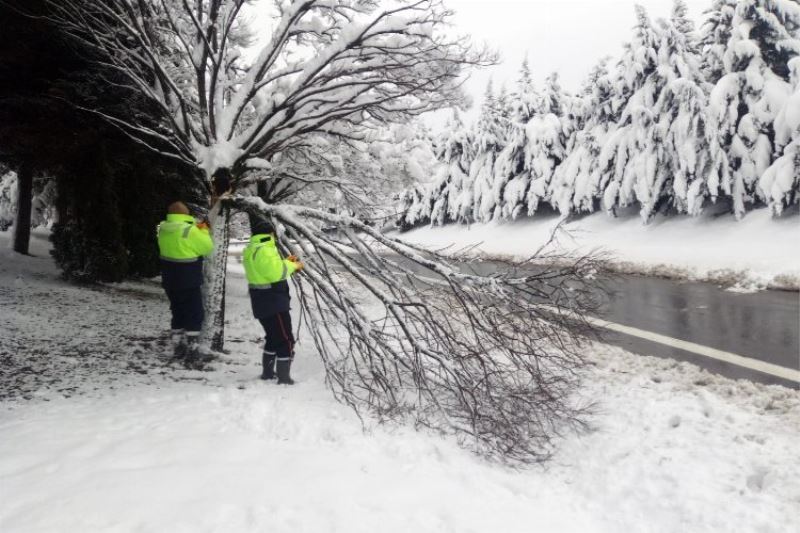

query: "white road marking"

left=336, top=268, right=800, bottom=383
left=535, top=305, right=800, bottom=383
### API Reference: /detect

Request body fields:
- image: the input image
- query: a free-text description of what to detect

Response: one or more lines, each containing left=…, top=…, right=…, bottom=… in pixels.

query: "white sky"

left=430, top=0, right=709, bottom=125
left=244, top=0, right=711, bottom=127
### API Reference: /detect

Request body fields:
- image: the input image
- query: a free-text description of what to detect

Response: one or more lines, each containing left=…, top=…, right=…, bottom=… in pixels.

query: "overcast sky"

left=431, top=0, right=710, bottom=124
left=245, top=0, right=711, bottom=126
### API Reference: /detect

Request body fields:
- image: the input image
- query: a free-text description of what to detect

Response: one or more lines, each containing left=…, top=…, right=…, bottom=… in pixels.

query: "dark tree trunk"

left=12, top=163, right=33, bottom=255
left=247, top=181, right=269, bottom=231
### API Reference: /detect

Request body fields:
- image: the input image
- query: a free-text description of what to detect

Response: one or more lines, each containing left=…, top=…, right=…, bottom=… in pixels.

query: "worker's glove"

left=196, top=222, right=210, bottom=231
left=292, top=259, right=304, bottom=272
left=287, top=254, right=299, bottom=262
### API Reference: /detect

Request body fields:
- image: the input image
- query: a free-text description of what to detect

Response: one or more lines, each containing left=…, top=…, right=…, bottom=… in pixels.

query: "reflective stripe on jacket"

left=157, top=213, right=213, bottom=260
left=242, top=233, right=297, bottom=287
left=157, top=213, right=213, bottom=290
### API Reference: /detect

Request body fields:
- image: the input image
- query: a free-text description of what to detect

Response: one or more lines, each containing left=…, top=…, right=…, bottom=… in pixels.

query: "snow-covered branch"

left=226, top=195, right=602, bottom=463
left=48, top=0, right=495, bottom=182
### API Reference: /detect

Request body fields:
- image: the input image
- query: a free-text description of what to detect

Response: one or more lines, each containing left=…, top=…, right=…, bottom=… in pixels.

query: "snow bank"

left=1, top=229, right=799, bottom=532
left=400, top=208, right=800, bottom=290
left=1, top=345, right=797, bottom=533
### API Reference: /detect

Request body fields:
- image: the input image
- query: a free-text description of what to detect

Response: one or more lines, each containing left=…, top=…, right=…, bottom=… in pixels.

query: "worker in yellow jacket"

left=242, top=220, right=303, bottom=384
left=157, top=201, right=213, bottom=365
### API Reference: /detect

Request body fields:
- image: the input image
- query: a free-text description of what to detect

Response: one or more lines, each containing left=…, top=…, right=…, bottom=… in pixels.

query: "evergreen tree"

left=652, top=0, right=712, bottom=216
left=525, top=72, right=568, bottom=215
left=706, top=0, right=800, bottom=218
left=465, top=80, right=510, bottom=222
left=494, top=58, right=539, bottom=219
left=399, top=0, right=798, bottom=226
left=701, top=0, right=739, bottom=83
left=0, top=0, right=198, bottom=277
left=428, top=111, right=470, bottom=225
left=760, top=56, right=800, bottom=215
left=551, top=58, right=619, bottom=215
left=599, top=5, right=662, bottom=218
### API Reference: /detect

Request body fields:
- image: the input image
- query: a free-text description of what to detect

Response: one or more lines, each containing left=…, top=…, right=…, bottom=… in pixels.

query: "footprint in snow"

left=746, top=467, right=770, bottom=492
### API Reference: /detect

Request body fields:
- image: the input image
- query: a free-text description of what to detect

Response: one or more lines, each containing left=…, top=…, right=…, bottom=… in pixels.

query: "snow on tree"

left=760, top=56, right=800, bottom=214
left=428, top=111, right=470, bottom=225
left=48, top=0, right=494, bottom=349
left=701, top=0, right=739, bottom=85
left=599, top=5, right=663, bottom=219
left=396, top=183, right=428, bottom=228
left=0, top=170, right=16, bottom=232
left=230, top=196, right=601, bottom=463
left=49, top=0, right=601, bottom=463
left=468, top=81, right=512, bottom=222
left=525, top=72, right=568, bottom=216
left=493, top=58, right=539, bottom=220
left=551, top=58, right=619, bottom=215
left=705, top=0, right=800, bottom=218
left=594, top=2, right=712, bottom=221
left=368, top=121, right=439, bottom=224
left=653, top=0, right=713, bottom=216
left=400, top=0, right=796, bottom=226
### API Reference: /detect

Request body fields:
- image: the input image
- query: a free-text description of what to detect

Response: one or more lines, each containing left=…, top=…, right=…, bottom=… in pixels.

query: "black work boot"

left=261, top=351, right=276, bottom=380
left=183, top=332, right=202, bottom=369
left=171, top=329, right=187, bottom=359
left=276, top=359, right=294, bottom=385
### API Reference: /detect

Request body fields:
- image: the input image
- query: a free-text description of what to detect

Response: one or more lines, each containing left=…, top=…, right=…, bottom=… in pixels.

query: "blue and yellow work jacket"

left=243, top=233, right=298, bottom=318
left=157, top=213, right=214, bottom=290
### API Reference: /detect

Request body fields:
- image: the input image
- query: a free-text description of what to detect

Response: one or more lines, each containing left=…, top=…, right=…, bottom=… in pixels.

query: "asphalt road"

left=595, top=275, right=799, bottom=387
left=381, top=253, right=800, bottom=388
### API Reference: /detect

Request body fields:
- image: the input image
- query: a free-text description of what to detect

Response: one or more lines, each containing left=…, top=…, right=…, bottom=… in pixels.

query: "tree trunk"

left=247, top=180, right=268, bottom=230
left=201, top=201, right=231, bottom=352
left=12, top=164, right=33, bottom=255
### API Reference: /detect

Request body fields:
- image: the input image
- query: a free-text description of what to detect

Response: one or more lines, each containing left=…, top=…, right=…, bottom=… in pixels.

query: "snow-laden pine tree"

left=427, top=111, right=471, bottom=225
left=705, top=0, right=800, bottom=218
left=599, top=5, right=663, bottom=218
left=524, top=72, right=569, bottom=215
left=760, top=56, right=800, bottom=215
left=598, top=2, right=712, bottom=221
left=493, top=57, right=540, bottom=219
left=652, top=0, right=712, bottom=216
left=369, top=121, right=439, bottom=223
left=468, top=81, right=512, bottom=222
left=550, top=58, right=620, bottom=215
left=701, top=0, right=738, bottom=84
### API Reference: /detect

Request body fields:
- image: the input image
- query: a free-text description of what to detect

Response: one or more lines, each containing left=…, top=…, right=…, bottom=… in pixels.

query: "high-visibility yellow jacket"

left=243, top=233, right=298, bottom=287
left=243, top=233, right=298, bottom=318
left=157, top=213, right=213, bottom=261
left=157, top=213, right=213, bottom=290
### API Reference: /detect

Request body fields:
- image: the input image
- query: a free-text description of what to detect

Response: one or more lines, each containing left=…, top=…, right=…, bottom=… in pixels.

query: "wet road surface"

left=384, top=253, right=800, bottom=388
left=596, top=275, right=798, bottom=387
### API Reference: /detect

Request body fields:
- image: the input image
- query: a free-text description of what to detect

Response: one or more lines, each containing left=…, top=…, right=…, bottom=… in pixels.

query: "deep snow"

left=400, top=208, right=800, bottom=291
left=1, top=230, right=799, bottom=533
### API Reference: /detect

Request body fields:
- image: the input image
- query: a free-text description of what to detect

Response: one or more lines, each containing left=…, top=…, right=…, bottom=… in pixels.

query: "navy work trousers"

left=165, top=287, right=204, bottom=332
left=258, top=311, right=295, bottom=361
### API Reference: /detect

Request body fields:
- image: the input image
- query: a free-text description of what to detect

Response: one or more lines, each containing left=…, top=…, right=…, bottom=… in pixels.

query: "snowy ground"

left=400, top=208, right=800, bottom=291
left=1, top=230, right=799, bottom=532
